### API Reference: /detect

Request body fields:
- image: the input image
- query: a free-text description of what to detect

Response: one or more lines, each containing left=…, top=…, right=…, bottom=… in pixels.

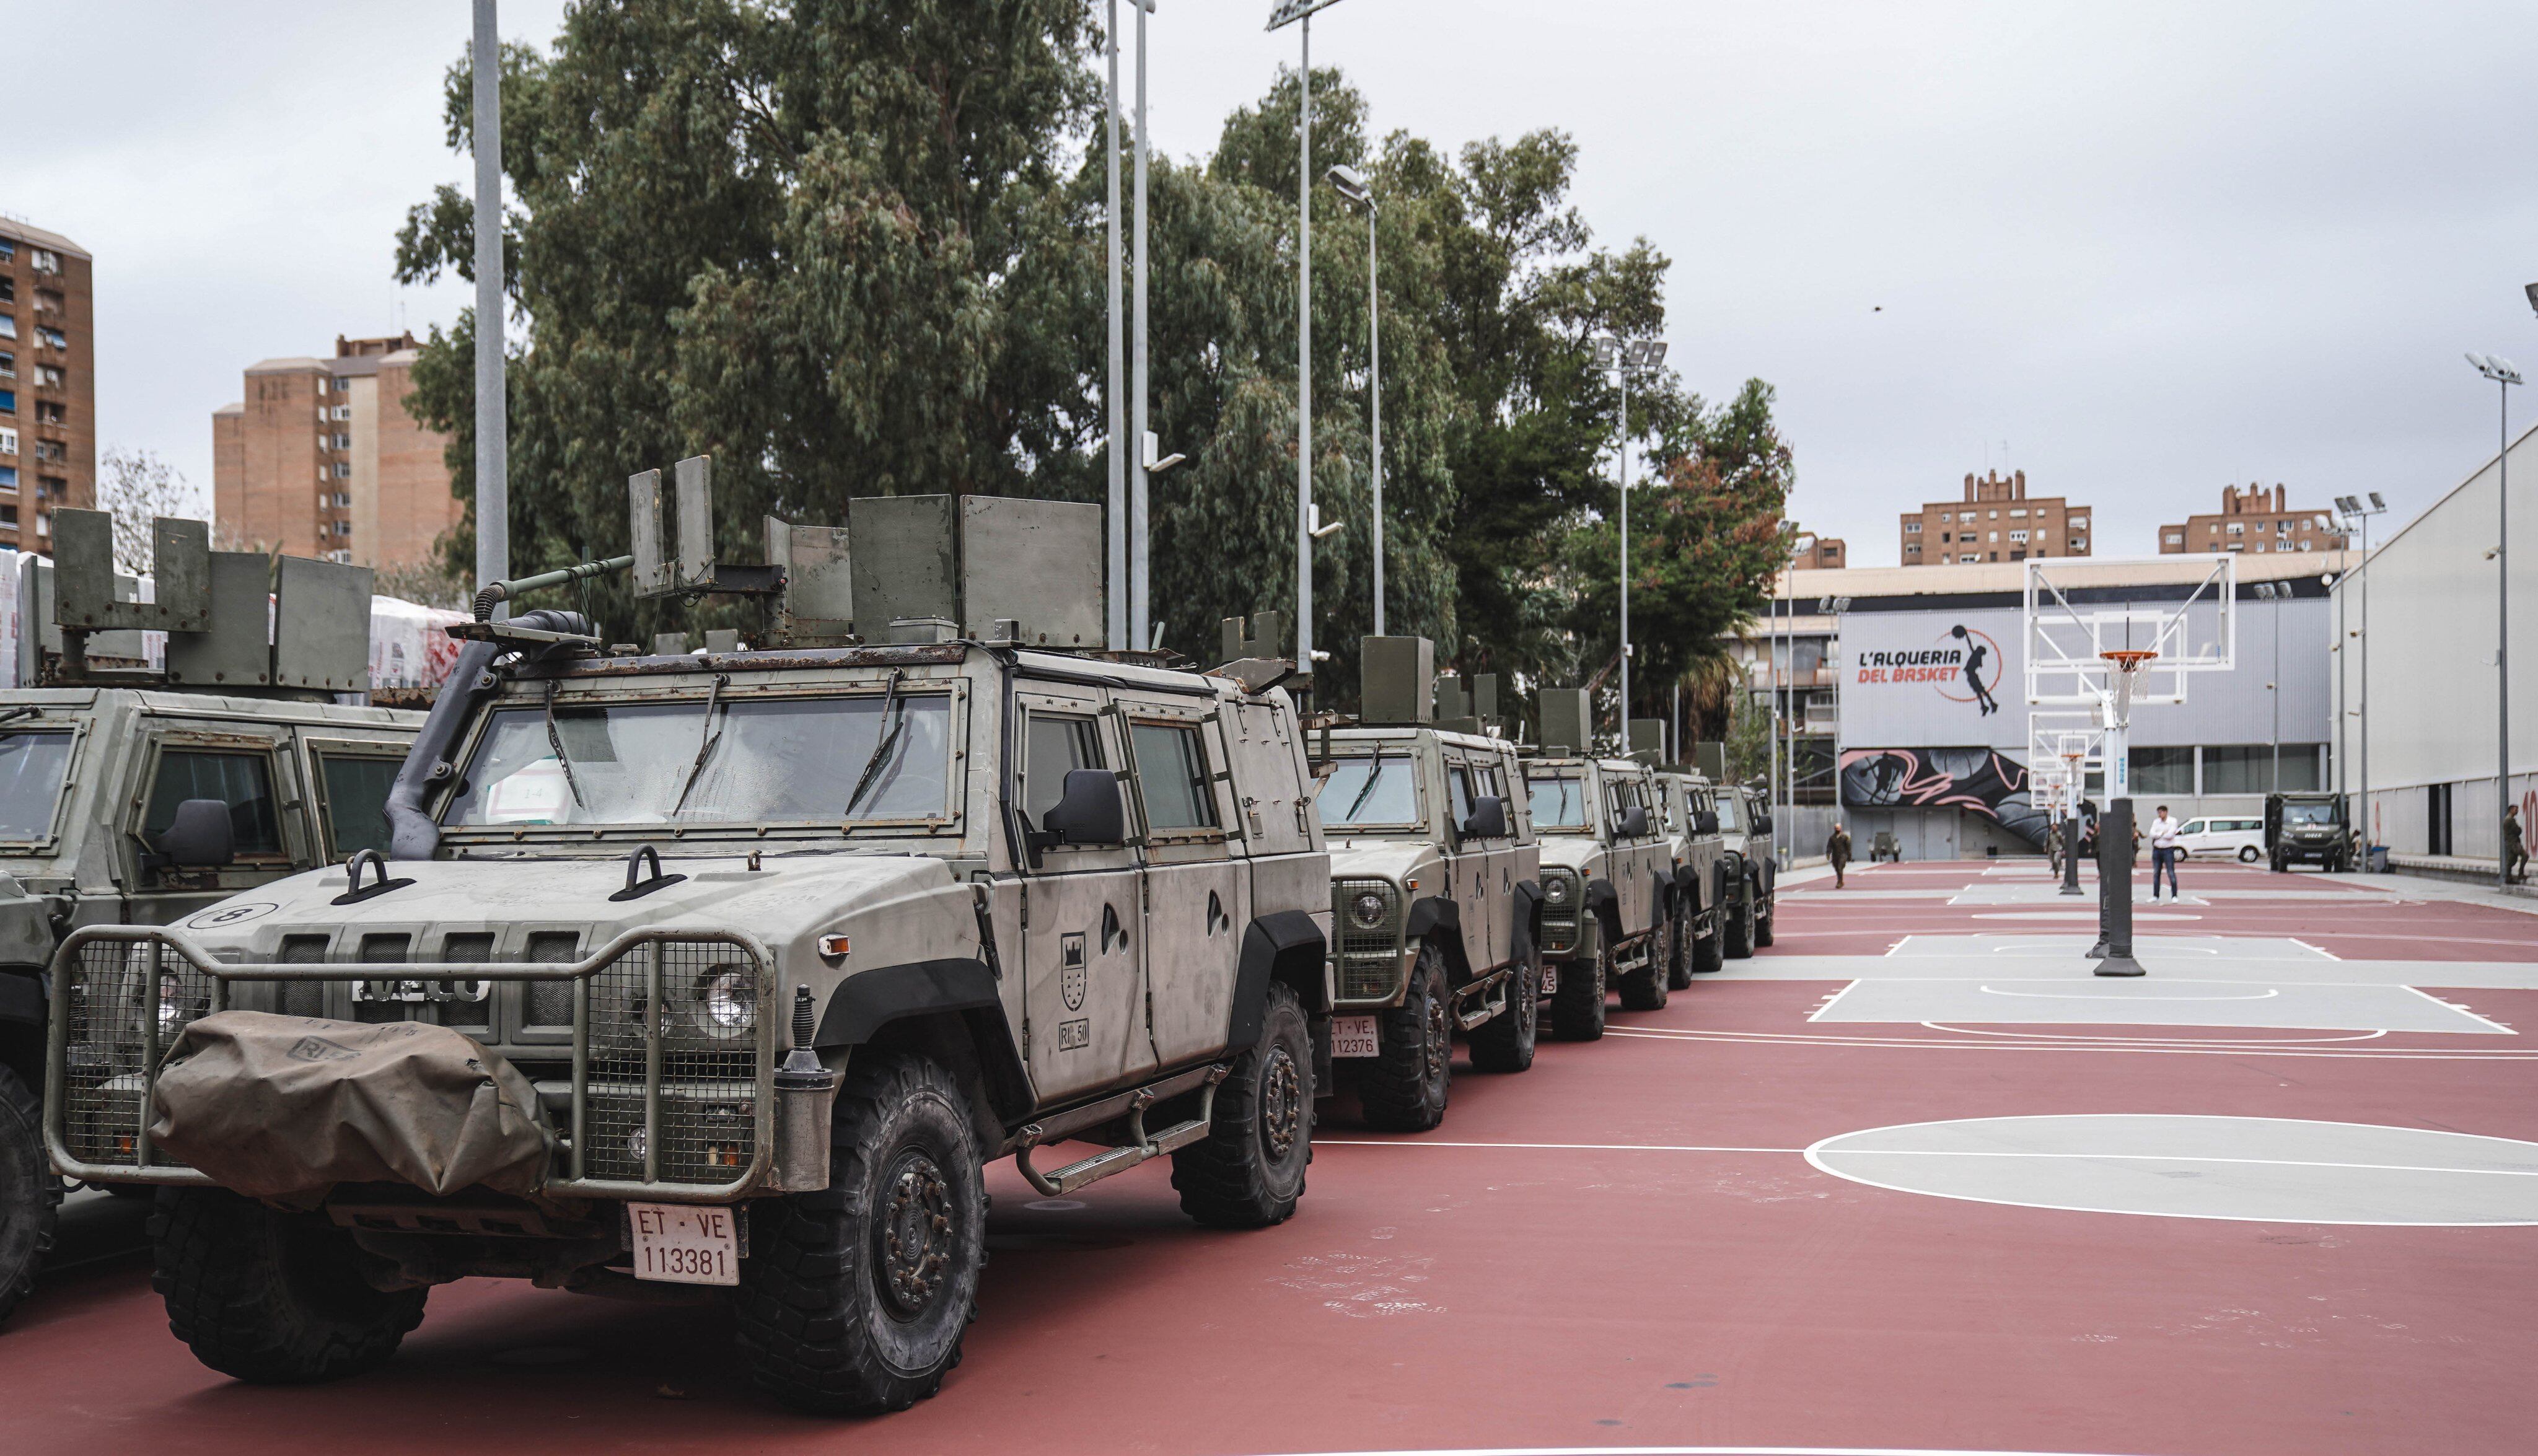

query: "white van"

left=2176, top=815, right=2265, bottom=861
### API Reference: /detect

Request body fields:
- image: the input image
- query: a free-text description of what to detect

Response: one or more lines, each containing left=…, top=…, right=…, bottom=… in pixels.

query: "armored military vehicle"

left=2266, top=791, right=2352, bottom=872
left=1654, top=770, right=1727, bottom=981
left=1714, top=784, right=1778, bottom=957
left=1520, top=735, right=1677, bottom=1040
left=0, top=511, right=420, bottom=1327
left=1312, top=638, right=1542, bottom=1130
left=45, top=466, right=1332, bottom=1416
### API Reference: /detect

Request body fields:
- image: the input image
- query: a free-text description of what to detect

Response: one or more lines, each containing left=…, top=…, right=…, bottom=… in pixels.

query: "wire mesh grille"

left=61, top=940, right=216, bottom=1169
left=1333, top=880, right=1403, bottom=1001
left=1539, top=872, right=1581, bottom=954
left=577, top=939, right=765, bottom=1186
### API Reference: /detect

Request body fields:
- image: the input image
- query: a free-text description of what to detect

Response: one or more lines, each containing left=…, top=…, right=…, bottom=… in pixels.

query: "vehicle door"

left=299, top=734, right=411, bottom=864
left=1599, top=770, right=1646, bottom=936
left=1439, top=748, right=1494, bottom=973
left=121, top=717, right=315, bottom=928
left=1124, top=699, right=1246, bottom=1067
left=1495, top=745, right=1540, bottom=952
left=1017, top=683, right=1151, bottom=1100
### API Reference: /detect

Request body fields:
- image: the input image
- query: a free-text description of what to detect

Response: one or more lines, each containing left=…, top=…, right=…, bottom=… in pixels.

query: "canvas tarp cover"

left=148, top=1011, right=550, bottom=1199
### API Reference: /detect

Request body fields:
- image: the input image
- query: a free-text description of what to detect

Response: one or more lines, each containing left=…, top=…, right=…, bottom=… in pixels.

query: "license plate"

left=1330, top=1014, right=1380, bottom=1059
left=627, top=1203, right=740, bottom=1286
left=1540, top=963, right=1558, bottom=995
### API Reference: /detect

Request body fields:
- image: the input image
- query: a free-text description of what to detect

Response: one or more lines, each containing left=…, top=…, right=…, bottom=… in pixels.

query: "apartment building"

left=213, top=331, right=457, bottom=568
left=1897, top=469, right=2092, bottom=566
left=2158, top=482, right=2345, bottom=556
left=0, top=218, right=96, bottom=553
left=1789, top=530, right=1848, bottom=569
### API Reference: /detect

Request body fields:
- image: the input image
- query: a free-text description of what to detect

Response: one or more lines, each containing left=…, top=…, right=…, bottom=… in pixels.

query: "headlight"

left=1543, top=876, right=1571, bottom=905
left=693, top=965, right=757, bottom=1037
left=1349, top=890, right=1389, bottom=929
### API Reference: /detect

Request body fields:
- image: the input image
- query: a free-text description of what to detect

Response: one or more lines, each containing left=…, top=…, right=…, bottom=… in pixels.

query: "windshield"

left=444, top=693, right=952, bottom=828
left=1318, top=755, right=1421, bottom=829
left=0, top=731, right=74, bottom=842
left=1527, top=775, right=1587, bottom=830
left=1712, top=792, right=1744, bottom=831
left=2281, top=802, right=2340, bottom=827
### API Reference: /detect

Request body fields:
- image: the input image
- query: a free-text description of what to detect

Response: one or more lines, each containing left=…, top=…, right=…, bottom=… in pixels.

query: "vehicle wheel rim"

left=1260, top=1046, right=1303, bottom=1160
left=876, top=1150, right=955, bottom=1319
left=1422, top=986, right=1450, bottom=1088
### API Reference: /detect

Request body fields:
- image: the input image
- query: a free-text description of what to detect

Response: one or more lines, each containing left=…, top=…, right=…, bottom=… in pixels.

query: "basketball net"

left=2100, top=649, right=2158, bottom=727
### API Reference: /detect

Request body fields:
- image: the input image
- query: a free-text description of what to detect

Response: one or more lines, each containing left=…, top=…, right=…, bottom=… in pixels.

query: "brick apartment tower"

left=1898, top=469, right=2092, bottom=566
left=2158, top=483, right=2345, bottom=556
left=1789, top=532, right=1848, bottom=569
left=213, top=333, right=458, bottom=568
left=0, top=219, right=97, bottom=554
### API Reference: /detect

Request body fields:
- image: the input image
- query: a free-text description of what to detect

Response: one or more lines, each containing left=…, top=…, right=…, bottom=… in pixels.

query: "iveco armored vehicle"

left=1312, top=637, right=1542, bottom=1130
left=0, top=511, right=419, bottom=1327
left=1715, top=784, right=1777, bottom=957
left=1654, top=770, right=1727, bottom=982
left=1520, top=752, right=1676, bottom=1039
left=2266, top=791, right=2351, bottom=872
left=45, top=468, right=1332, bottom=1416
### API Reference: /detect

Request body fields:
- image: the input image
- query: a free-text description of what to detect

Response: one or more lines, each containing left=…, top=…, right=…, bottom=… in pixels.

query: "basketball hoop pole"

left=2059, top=750, right=2086, bottom=896
left=2092, top=649, right=2158, bottom=977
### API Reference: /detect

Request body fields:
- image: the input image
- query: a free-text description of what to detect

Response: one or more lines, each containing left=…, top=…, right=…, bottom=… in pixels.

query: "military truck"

left=1520, top=752, right=1677, bottom=1039
left=2266, top=791, right=2352, bottom=872
left=43, top=468, right=1332, bottom=1416
left=0, top=512, right=420, bottom=1328
left=1714, top=783, right=1778, bottom=958
left=1654, top=771, right=1727, bottom=982
left=1312, top=637, right=1542, bottom=1131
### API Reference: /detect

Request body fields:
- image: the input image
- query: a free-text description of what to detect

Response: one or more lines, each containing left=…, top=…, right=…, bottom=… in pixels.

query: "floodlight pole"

left=2342, top=496, right=2385, bottom=866
left=1129, top=0, right=1153, bottom=651
left=1104, top=0, right=1125, bottom=650
left=1267, top=1, right=1350, bottom=680
left=471, top=0, right=509, bottom=618
left=2490, top=366, right=2515, bottom=892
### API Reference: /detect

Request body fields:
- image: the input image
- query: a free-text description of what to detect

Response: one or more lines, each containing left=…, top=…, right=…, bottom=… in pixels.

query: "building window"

left=30, top=250, right=58, bottom=274
left=333, top=432, right=350, bottom=449
left=2226, top=523, right=2244, bottom=535
left=1987, top=530, right=1998, bottom=542
left=1904, top=522, right=1921, bottom=533
left=333, top=491, right=351, bottom=508
left=0, top=428, right=15, bottom=457
left=34, top=401, right=61, bottom=426
left=333, top=462, right=351, bottom=479
left=0, top=317, right=14, bottom=341
left=34, top=514, right=47, bottom=538
left=2010, top=507, right=2027, bottom=518
left=33, top=365, right=59, bottom=388
left=2071, top=517, right=2089, bottom=530
left=2130, top=747, right=2195, bottom=796
left=36, top=327, right=64, bottom=351
left=2202, top=744, right=2321, bottom=794
left=332, top=405, right=351, bottom=421
left=0, top=391, right=11, bottom=415
left=0, top=241, right=13, bottom=263
left=0, top=353, right=10, bottom=380
left=2164, top=532, right=2183, bottom=545
left=2009, top=530, right=2029, bottom=543
left=0, top=467, right=14, bottom=490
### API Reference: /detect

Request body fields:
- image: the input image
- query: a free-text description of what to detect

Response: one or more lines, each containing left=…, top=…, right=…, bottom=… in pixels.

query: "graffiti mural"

left=1839, top=747, right=2050, bottom=848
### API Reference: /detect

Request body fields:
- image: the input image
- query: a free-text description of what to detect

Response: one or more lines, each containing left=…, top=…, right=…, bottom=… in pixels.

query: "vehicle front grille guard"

left=45, top=926, right=780, bottom=1204
left=1331, top=879, right=1407, bottom=1002
left=1538, top=871, right=1582, bottom=955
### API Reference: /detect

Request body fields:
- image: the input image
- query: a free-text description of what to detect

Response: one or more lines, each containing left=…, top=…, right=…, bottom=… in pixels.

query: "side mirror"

left=1617, top=804, right=1650, bottom=838
left=1695, top=809, right=1719, bottom=835
left=156, top=799, right=236, bottom=869
left=1042, top=768, right=1126, bottom=847
left=1460, top=796, right=1509, bottom=840
left=1755, top=814, right=1775, bottom=835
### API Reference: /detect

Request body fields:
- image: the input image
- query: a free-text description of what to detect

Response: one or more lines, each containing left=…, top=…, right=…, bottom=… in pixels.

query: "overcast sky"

left=13, top=1, right=2537, bottom=564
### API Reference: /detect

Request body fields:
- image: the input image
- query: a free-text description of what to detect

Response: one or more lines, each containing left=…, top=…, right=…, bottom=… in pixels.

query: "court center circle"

left=1806, top=1115, right=2538, bottom=1225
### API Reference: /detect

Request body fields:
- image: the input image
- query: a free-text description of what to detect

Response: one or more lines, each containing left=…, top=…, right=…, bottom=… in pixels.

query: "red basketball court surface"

left=6, top=859, right=2535, bottom=1456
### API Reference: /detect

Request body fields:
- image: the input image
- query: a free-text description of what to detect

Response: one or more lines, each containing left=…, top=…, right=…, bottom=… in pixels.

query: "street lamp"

left=472, top=0, right=509, bottom=615
left=2253, top=582, right=2285, bottom=792
left=1591, top=333, right=1667, bottom=747
left=1819, top=595, right=1851, bottom=837
left=2469, top=351, right=2521, bottom=890
left=1328, top=162, right=1382, bottom=637
left=1269, top=0, right=1352, bottom=684
left=2337, top=490, right=2387, bottom=863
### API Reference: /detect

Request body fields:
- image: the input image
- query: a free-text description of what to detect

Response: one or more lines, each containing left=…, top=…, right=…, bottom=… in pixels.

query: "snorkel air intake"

left=384, top=608, right=592, bottom=860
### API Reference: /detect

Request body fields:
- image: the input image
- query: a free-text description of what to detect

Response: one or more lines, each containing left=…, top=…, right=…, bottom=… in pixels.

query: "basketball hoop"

left=2099, top=648, right=2159, bottom=720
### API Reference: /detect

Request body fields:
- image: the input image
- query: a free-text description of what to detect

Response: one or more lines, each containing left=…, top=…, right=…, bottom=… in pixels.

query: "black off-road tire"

left=1617, top=918, right=1671, bottom=1012
left=1691, top=903, right=1726, bottom=975
left=1724, top=885, right=1757, bottom=960
left=1753, top=892, right=1775, bottom=949
left=152, top=1188, right=426, bottom=1383
left=1467, top=950, right=1539, bottom=1074
left=1359, top=945, right=1451, bottom=1132
left=1665, top=895, right=1697, bottom=991
left=1549, top=936, right=1609, bottom=1042
left=0, top=1062, right=59, bottom=1327
left=1172, top=981, right=1312, bottom=1227
left=737, top=1053, right=985, bottom=1415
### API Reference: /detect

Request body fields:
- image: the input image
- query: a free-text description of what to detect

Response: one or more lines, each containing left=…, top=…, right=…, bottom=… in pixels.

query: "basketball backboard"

left=2022, top=555, right=2236, bottom=711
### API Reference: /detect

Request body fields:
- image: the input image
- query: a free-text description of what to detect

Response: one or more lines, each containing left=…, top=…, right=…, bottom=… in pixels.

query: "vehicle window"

left=1527, top=774, right=1586, bottom=829
left=1130, top=721, right=1216, bottom=831
left=2236, top=819, right=2262, bottom=832
left=1447, top=761, right=1475, bottom=827
left=0, top=731, right=74, bottom=841
left=146, top=749, right=283, bottom=855
left=317, top=753, right=401, bottom=858
left=1319, top=753, right=1421, bottom=829
left=2281, top=802, right=2337, bottom=827
left=2181, top=820, right=2205, bottom=835
left=446, top=693, right=952, bottom=828
left=1024, top=714, right=1103, bottom=830
left=1712, top=791, right=1744, bottom=831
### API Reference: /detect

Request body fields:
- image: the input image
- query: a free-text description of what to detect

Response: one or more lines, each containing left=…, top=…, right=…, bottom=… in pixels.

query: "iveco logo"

left=185, top=902, right=278, bottom=929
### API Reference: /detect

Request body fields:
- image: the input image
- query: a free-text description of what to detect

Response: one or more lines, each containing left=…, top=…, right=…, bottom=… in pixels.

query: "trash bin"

left=2368, top=844, right=2389, bottom=874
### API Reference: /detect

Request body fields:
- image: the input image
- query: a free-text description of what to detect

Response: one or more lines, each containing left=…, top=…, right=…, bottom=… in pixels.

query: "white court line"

left=2402, top=985, right=2516, bottom=1034
left=1598, top=1028, right=2538, bottom=1060
left=1807, top=980, right=1868, bottom=1018
left=1319, top=1139, right=1799, bottom=1154
left=1259, top=1447, right=2156, bottom=1456
left=1922, top=1022, right=2389, bottom=1045
left=1817, top=1148, right=2538, bottom=1177
left=1975, top=984, right=2280, bottom=1001
left=2289, top=937, right=2341, bottom=961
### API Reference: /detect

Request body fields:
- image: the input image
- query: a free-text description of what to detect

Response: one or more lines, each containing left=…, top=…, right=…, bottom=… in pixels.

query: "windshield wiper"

left=841, top=670, right=907, bottom=819
left=669, top=673, right=729, bottom=818
left=542, top=678, right=586, bottom=809
left=1342, top=752, right=1394, bottom=822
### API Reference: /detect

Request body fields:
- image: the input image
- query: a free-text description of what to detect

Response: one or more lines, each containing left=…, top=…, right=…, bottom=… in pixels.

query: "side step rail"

left=1013, top=1065, right=1231, bottom=1198
left=1449, top=965, right=1513, bottom=1031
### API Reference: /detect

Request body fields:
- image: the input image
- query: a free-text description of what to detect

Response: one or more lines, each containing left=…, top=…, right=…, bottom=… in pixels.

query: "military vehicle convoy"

left=1654, top=770, right=1728, bottom=981
left=1520, top=750, right=1677, bottom=1040
left=2266, top=790, right=2353, bottom=873
left=1714, top=783, right=1778, bottom=957
left=43, top=470, right=1332, bottom=1414
left=1312, top=637, right=1542, bottom=1130
left=0, top=511, right=420, bottom=1328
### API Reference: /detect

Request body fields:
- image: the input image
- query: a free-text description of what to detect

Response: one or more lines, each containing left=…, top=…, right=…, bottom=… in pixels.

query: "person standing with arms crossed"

left=2148, top=804, right=2183, bottom=901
